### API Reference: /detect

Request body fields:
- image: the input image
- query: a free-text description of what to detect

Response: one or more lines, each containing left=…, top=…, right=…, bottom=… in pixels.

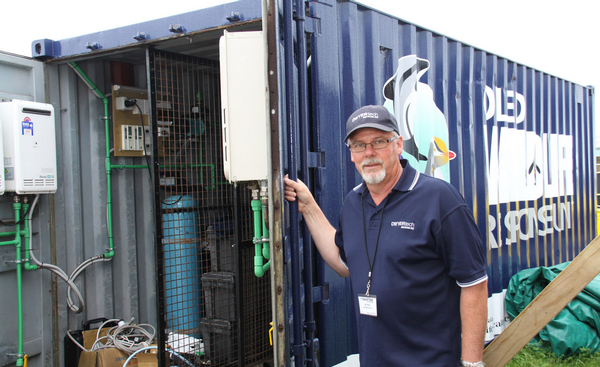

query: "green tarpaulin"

left=505, top=262, right=600, bottom=356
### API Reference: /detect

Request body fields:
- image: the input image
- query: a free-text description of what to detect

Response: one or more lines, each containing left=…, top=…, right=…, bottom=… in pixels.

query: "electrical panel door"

left=219, top=30, right=269, bottom=182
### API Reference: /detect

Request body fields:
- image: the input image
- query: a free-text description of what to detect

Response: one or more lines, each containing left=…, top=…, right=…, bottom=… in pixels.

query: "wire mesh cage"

left=149, top=49, right=272, bottom=366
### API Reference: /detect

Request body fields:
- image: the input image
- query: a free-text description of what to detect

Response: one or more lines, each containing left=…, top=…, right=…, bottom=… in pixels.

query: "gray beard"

left=361, top=158, right=386, bottom=184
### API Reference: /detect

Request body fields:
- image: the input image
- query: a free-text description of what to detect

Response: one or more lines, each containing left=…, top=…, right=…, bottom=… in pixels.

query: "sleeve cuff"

left=457, top=274, right=488, bottom=288
left=339, top=254, right=349, bottom=270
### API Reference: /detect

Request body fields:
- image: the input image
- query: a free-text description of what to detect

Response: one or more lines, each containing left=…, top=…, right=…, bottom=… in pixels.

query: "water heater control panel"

left=0, top=100, right=57, bottom=194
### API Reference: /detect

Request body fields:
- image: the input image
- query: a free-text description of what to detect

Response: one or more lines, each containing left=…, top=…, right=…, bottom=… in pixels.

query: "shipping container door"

left=305, top=1, right=596, bottom=365
left=0, top=51, right=54, bottom=367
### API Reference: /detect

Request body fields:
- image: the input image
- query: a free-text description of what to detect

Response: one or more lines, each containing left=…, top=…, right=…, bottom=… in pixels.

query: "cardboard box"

left=136, top=354, right=158, bottom=367
left=77, top=348, right=136, bottom=367
left=77, top=349, right=159, bottom=367
left=76, top=326, right=157, bottom=367
left=82, top=328, right=110, bottom=351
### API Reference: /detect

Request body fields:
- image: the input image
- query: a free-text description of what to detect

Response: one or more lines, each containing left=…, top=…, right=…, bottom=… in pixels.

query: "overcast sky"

left=2, top=0, right=598, bottom=108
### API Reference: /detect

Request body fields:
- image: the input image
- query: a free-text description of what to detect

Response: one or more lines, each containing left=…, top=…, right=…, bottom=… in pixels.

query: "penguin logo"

left=383, top=55, right=455, bottom=180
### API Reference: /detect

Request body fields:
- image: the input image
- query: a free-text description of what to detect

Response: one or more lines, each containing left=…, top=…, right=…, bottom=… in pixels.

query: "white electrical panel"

left=0, top=100, right=57, bottom=194
left=219, top=30, right=269, bottom=182
left=121, top=125, right=150, bottom=155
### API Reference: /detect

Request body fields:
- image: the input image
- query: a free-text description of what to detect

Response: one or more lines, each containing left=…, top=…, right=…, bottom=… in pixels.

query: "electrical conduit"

left=68, top=62, right=114, bottom=259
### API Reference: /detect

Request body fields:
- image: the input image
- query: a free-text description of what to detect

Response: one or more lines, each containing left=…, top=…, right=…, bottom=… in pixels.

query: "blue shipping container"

left=286, top=1, right=596, bottom=365
left=0, top=0, right=593, bottom=366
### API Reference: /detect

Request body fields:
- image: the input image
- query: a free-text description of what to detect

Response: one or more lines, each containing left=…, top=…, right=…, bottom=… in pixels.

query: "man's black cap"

left=345, top=105, right=399, bottom=142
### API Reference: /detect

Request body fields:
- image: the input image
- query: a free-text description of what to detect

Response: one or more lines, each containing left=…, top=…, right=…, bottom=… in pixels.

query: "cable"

left=87, top=319, right=156, bottom=354
left=24, top=195, right=86, bottom=312
left=135, top=102, right=154, bottom=181
left=95, top=318, right=122, bottom=347
left=66, top=254, right=110, bottom=312
left=66, top=329, right=89, bottom=352
left=67, top=318, right=158, bottom=357
left=110, top=323, right=154, bottom=353
left=121, top=346, right=194, bottom=367
left=25, top=194, right=89, bottom=313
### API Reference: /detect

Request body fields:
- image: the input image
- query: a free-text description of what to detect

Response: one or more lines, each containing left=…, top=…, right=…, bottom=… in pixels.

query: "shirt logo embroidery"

left=391, top=221, right=414, bottom=230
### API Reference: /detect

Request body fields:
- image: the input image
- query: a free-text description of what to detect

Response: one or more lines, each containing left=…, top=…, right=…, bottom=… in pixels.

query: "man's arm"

left=460, top=280, right=488, bottom=364
left=284, top=175, right=349, bottom=277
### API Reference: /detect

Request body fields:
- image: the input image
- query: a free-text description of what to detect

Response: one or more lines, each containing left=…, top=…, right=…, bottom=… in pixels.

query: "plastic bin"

left=202, top=271, right=236, bottom=321
left=200, top=318, right=236, bottom=365
left=206, top=226, right=236, bottom=272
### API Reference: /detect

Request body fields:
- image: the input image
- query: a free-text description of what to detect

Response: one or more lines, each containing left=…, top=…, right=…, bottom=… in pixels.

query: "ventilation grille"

left=22, top=178, right=55, bottom=187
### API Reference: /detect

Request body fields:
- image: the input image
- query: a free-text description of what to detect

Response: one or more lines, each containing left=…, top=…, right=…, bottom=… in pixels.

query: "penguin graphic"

left=383, top=55, right=455, bottom=180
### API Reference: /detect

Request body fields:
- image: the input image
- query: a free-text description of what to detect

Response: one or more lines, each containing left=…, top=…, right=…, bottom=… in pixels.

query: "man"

left=284, top=105, right=488, bottom=366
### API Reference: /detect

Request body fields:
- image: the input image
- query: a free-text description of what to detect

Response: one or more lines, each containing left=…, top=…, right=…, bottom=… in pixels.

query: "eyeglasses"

left=347, top=136, right=398, bottom=153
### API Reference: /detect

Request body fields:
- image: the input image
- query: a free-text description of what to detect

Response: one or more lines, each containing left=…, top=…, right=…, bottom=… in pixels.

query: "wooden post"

left=483, top=235, right=600, bottom=367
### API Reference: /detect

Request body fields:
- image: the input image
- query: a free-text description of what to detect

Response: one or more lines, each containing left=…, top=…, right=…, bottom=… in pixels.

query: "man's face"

left=349, top=128, right=403, bottom=185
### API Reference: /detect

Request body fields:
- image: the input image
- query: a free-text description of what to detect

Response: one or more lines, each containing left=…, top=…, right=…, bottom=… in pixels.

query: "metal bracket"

left=307, top=151, right=325, bottom=168
left=291, top=342, right=305, bottom=356
left=312, top=284, right=329, bottom=303
left=0, top=345, right=18, bottom=365
left=0, top=253, right=17, bottom=273
left=303, top=320, right=316, bottom=332
left=134, top=32, right=148, bottom=41
left=226, top=12, right=242, bottom=22
left=304, top=17, right=319, bottom=35
left=0, top=338, right=42, bottom=365
left=168, top=24, right=185, bottom=33
left=85, top=42, right=100, bottom=51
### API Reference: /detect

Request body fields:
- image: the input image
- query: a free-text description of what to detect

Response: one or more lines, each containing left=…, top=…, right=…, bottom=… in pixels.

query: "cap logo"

left=352, top=112, right=379, bottom=122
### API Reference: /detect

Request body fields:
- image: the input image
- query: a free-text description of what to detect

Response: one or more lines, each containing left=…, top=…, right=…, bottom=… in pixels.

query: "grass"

left=505, top=345, right=600, bottom=367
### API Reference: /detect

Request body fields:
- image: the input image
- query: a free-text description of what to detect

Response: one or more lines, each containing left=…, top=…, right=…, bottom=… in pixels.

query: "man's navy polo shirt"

left=335, top=160, right=487, bottom=366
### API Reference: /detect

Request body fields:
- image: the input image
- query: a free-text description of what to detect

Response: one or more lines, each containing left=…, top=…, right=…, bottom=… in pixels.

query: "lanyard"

left=361, top=193, right=388, bottom=296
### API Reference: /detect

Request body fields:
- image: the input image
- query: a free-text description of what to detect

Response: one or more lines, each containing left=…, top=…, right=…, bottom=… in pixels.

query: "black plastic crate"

left=200, top=318, right=236, bottom=366
left=206, top=226, right=236, bottom=272
left=202, top=271, right=236, bottom=321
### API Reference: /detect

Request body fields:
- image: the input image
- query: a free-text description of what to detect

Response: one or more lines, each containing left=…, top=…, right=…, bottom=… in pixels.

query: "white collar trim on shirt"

left=352, top=168, right=419, bottom=193
left=408, top=170, right=420, bottom=191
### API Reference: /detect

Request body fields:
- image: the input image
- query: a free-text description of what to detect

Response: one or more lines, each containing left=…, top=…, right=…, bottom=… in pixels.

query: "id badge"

left=358, top=294, right=377, bottom=317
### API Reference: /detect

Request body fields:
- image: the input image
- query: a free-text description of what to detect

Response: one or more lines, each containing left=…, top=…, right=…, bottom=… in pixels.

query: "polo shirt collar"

left=394, top=159, right=420, bottom=192
left=355, top=158, right=420, bottom=197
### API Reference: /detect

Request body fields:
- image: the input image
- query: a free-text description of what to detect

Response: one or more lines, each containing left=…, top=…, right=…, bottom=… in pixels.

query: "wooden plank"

left=483, top=235, right=600, bottom=367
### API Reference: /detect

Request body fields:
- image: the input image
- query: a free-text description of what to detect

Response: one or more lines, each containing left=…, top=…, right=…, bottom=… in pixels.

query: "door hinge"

left=312, top=283, right=329, bottom=303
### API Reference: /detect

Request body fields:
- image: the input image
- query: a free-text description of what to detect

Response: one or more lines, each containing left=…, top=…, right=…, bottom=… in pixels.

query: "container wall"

left=307, top=1, right=595, bottom=363
left=0, top=54, right=157, bottom=367
left=47, top=58, right=158, bottom=362
left=0, top=52, right=45, bottom=102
